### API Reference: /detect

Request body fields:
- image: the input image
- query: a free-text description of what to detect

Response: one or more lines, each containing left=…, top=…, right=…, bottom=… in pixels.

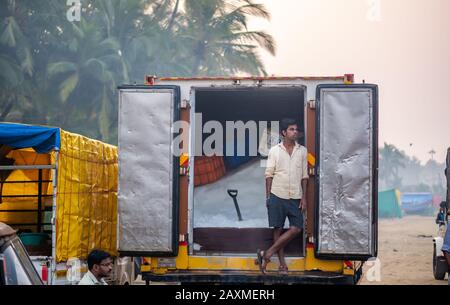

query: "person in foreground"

left=256, top=118, right=308, bottom=275
left=78, top=249, right=113, bottom=285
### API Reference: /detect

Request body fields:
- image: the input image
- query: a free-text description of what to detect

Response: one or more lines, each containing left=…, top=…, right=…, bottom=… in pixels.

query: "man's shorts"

left=266, top=193, right=303, bottom=229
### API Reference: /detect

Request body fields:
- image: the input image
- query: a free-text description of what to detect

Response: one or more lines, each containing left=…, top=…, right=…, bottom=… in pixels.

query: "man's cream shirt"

left=265, top=142, right=309, bottom=200
left=78, top=270, right=108, bottom=285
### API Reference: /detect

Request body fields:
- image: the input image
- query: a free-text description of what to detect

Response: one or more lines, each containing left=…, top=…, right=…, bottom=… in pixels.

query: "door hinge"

left=255, top=79, right=263, bottom=87
left=181, top=99, right=190, bottom=109
left=180, top=166, right=189, bottom=176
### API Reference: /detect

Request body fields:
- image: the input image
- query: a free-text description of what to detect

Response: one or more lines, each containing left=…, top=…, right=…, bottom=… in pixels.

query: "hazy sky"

left=248, top=0, right=450, bottom=163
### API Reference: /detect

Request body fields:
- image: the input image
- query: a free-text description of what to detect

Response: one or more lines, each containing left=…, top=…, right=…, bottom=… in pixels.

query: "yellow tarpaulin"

left=0, top=149, right=52, bottom=225
left=55, top=130, right=118, bottom=262
left=0, top=128, right=118, bottom=262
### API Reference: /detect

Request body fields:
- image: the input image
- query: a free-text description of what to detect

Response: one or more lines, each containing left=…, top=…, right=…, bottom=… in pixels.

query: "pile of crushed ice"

left=194, top=159, right=289, bottom=228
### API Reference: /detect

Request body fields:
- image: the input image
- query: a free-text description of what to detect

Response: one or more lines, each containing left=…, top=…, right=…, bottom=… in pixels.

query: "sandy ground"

left=360, top=215, right=448, bottom=285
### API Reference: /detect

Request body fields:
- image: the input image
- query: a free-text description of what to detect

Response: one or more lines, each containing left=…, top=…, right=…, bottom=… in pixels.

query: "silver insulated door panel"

left=118, top=86, right=179, bottom=256
left=315, top=85, right=378, bottom=259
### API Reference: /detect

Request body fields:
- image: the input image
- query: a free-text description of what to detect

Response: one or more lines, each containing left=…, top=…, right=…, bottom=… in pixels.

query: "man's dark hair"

left=87, top=249, right=112, bottom=270
left=280, top=118, right=297, bottom=135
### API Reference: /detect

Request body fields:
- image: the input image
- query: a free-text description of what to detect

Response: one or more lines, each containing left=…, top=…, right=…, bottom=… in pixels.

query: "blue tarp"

left=222, top=133, right=255, bottom=170
left=0, top=123, right=60, bottom=153
left=401, top=192, right=433, bottom=215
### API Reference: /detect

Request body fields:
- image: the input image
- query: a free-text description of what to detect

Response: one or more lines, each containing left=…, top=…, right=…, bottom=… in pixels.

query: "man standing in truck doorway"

left=257, top=118, right=308, bottom=274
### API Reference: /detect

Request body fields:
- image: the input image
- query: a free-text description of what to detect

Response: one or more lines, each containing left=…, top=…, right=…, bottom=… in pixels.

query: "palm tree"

left=0, top=0, right=34, bottom=121
left=379, top=143, right=407, bottom=189
left=0, top=0, right=71, bottom=122
left=179, top=0, right=276, bottom=76
left=92, top=0, right=189, bottom=82
left=1, top=0, right=275, bottom=144
left=46, top=17, right=125, bottom=142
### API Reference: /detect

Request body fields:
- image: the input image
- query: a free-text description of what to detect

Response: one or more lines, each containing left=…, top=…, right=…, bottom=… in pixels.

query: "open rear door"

left=117, top=86, right=180, bottom=256
left=314, top=84, right=378, bottom=260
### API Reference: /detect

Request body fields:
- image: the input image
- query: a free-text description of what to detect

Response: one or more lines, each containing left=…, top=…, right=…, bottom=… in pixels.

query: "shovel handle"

left=227, top=189, right=238, bottom=197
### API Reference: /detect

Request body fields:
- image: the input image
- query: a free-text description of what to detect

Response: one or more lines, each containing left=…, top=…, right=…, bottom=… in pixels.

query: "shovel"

left=227, top=189, right=243, bottom=221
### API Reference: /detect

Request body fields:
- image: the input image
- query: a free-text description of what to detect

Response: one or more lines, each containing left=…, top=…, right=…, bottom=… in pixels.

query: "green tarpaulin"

left=379, top=189, right=403, bottom=218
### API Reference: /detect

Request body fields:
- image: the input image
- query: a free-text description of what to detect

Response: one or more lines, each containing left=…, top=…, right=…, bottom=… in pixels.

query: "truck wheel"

left=433, top=245, right=448, bottom=280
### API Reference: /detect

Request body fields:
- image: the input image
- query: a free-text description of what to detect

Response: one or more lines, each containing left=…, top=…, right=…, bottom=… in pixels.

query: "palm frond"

left=17, top=47, right=33, bottom=76
left=0, top=54, right=22, bottom=86
left=59, top=72, right=79, bottom=103
left=226, top=30, right=276, bottom=55
left=98, top=86, right=110, bottom=141
left=47, top=61, right=78, bottom=78
left=0, top=17, right=18, bottom=47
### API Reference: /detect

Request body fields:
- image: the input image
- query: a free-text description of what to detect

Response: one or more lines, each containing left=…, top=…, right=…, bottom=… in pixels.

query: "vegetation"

left=379, top=142, right=446, bottom=198
left=0, top=0, right=275, bottom=143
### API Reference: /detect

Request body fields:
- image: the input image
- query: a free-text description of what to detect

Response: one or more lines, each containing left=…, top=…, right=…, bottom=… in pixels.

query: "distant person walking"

left=436, top=207, right=446, bottom=227
left=78, top=249, right=113, bottom=285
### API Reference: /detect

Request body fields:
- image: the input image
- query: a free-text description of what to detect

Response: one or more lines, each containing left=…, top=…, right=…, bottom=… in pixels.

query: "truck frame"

left=117, top=74, right=379, bottom=285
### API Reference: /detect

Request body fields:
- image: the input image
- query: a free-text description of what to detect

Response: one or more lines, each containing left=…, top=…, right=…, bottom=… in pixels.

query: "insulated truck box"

left=117, top=75, right=378, bottom=285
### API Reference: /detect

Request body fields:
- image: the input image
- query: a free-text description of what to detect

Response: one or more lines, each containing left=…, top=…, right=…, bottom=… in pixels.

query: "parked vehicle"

left=0, top=123, right=133, bottom=285
left=0, top=222, right=43, bottom=285
left=432, top=147, right=449, bottom=280
left=117, top=74, right=379, bottom=284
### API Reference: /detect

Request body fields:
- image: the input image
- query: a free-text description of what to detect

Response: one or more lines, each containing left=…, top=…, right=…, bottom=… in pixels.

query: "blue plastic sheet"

left=0, top=123, right=60, bottom=153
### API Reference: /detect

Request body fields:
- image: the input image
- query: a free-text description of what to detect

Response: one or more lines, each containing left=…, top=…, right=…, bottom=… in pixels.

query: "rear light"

left=344, top=261, right=353, bottom=269
left=344, top=74, right=354, bottom=84
left=142, top=257, right=151, bottom=265
left=41, top=264, right=48, bottom=282
left=179, top=241, right=188, bottom=246
left=2, top=259, right=7, bottom=275
left=306, top=242, right=314, bottom=249
left=180, top=154, right=189, bottom=167
left=145, top=75, right=156, bottom=85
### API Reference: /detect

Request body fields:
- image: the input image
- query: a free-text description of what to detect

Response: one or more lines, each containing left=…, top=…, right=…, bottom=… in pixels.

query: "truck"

left=117, top=74, right=379, bottom=285
left=0, top=123, right=133, bottom=285
left=432, top=147, right=449, bottom=280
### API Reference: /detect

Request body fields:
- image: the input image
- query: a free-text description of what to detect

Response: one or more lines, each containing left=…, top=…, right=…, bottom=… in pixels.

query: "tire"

left=433, top=245, right=448, bottom=280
